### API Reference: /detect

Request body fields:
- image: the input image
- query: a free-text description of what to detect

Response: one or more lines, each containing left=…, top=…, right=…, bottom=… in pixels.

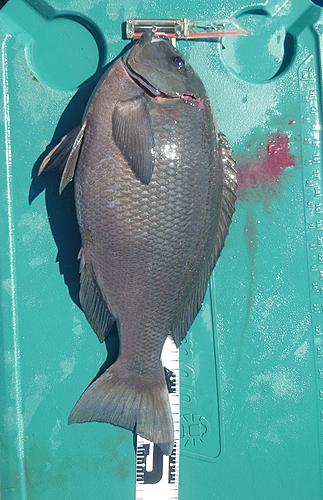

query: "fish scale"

left=79, top=107, right=213, bottom=313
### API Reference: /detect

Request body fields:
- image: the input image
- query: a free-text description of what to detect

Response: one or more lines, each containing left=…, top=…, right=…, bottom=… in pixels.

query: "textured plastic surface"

left=1, top=0, right=323, bottom=498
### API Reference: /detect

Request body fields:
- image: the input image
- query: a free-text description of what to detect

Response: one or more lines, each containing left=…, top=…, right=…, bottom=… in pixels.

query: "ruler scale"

left=135, top=336, right=180, bottom=499
left=299, top=54, right=323, bottom=475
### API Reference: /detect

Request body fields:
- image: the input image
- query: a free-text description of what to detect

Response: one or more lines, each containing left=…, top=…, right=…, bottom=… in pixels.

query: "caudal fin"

left=68, top=361, right=174, bottom=455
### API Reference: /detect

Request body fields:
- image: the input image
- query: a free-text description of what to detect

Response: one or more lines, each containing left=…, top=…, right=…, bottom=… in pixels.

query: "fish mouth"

left=181, top=94, right=204, bottom=109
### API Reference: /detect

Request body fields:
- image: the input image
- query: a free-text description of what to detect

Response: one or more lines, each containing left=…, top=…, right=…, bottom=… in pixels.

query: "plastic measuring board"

left=2, top=0, right=323, bottom=499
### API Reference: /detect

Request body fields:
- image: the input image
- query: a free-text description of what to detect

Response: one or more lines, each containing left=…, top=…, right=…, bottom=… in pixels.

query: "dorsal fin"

left=170, top=133, right=237, bottom=347
left=213, top=132, right=237, bottom=262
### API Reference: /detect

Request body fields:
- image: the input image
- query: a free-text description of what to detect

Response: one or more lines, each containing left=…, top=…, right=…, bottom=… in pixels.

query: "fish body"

left=39, top=33, right=237, bottom=455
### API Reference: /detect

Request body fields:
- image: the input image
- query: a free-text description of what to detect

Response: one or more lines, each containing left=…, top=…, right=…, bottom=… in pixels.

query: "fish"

left=39, top=31, right=237, bottom=455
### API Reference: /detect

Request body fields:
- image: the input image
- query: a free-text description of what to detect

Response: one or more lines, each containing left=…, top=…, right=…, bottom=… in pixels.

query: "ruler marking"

left=135, top=336, right=180, bottom=499
left=299, top=54, right=323, bottom=490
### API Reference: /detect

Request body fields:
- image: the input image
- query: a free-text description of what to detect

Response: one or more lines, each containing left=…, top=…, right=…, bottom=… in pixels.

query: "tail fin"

left=68, top=361, right=174, bottom=455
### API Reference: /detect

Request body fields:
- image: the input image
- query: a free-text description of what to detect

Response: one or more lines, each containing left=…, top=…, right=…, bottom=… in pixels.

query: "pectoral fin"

left=38, top=122, right=86, bottom=194
left=112, top=94, right=155, bottom=185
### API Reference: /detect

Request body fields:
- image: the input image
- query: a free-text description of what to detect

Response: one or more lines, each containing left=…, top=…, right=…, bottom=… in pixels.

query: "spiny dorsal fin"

left=38, top=122, right=86, bottom=193
left=213, top=132, right=237, bottom=262
left=170, top=133, right=237, bottom=348
left=112, top=94, right=155, bottom=185
left=78, top=249, right=115, bottom=343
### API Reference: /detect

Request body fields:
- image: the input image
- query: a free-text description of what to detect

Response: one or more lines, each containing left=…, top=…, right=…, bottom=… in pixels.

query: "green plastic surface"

left=1, top=0, right=323, bottom=498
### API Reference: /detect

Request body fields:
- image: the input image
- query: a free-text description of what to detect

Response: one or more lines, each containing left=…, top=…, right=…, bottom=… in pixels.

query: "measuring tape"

left=299, top=54, right=323, bottom=471
left=135, top=336, right=180, bottom=499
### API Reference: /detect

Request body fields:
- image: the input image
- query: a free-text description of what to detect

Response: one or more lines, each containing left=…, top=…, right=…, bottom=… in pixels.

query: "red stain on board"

left=237, top=133, right=295, bottom=194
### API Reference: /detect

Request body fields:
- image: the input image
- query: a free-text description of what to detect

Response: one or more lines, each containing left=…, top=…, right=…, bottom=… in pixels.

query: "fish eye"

left=173, top=56, right=185, bottom=69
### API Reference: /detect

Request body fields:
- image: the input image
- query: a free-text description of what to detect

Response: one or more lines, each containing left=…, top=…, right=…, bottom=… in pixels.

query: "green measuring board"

left=1, top=0, right=323, bottom=499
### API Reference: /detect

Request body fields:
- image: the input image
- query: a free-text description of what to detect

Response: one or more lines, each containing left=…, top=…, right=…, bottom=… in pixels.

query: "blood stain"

left=237, top=133, right=295, bottom=194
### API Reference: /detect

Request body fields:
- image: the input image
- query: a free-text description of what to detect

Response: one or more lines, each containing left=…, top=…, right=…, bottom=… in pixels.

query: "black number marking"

left=164, top=367, right=176, bottom=394
left=168, top=441, right=177, bottom=484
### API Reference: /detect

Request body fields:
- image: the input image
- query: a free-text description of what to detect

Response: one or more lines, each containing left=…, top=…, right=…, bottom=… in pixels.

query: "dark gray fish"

left=39, top=32, right=237, bottom=455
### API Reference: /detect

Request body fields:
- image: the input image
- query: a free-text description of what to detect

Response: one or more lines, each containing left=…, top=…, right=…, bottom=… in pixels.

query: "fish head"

left=123, top=31, right=205, bottom=100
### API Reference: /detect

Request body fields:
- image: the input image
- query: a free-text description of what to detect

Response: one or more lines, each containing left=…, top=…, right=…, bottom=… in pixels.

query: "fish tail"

left=68, top=361, right=174, bottom=455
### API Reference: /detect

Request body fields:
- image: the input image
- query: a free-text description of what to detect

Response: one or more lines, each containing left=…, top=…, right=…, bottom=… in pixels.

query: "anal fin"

left=79, top=249, right=115, bottom=342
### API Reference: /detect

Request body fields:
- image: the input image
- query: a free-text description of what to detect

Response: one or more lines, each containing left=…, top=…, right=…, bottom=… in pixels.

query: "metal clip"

left=126, top=17, right=251, bottom=43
